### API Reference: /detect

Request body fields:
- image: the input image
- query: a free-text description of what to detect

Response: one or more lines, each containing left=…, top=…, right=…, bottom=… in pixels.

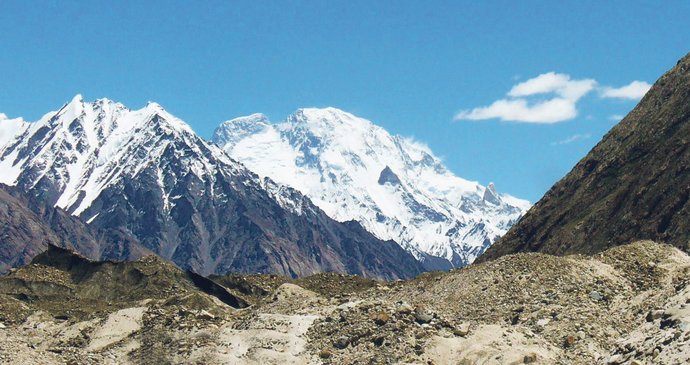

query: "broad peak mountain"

left=213, top=107, right=530, bottom=268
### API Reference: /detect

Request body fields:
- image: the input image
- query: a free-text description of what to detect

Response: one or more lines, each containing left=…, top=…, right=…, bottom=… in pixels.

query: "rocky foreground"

left=0, top=241, right=688, bottom=364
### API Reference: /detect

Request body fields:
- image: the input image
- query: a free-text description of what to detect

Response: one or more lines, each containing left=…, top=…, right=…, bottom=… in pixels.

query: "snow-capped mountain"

left=0, top=96, right=423, bottom=279
left=213, top=108, right=531, bottom=268
left=0, top=113, right=28, bottom=148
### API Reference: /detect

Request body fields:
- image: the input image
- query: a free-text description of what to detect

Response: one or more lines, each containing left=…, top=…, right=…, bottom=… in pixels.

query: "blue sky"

left=0, top=1, right=688, bottom=202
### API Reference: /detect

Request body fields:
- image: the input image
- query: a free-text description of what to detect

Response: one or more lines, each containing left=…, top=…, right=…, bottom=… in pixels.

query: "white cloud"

left=455, top=97, right=579, bottom=123
left=600, top=80, right=651, bottom=100
left=551, top=133, right=592, bottom=146
left=608, top=114, right=624, bottom=121
left=508, top=72, right=597, bottom=100
left=455, top=72, right=597, bottom=124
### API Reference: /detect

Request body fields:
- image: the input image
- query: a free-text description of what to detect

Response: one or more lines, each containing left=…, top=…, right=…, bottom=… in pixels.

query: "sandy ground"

left=420, top=324, right=560, bottom=364
left=216, top=313, right=320, bottom=364
left=87, top=306, right=146, bottom=351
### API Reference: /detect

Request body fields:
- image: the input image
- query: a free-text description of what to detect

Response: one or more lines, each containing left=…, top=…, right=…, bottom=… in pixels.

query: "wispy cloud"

left=600, top=81, right=651, bottom=100
left=455, top=72, right=597, bottom=124
left=551, top=133, right=592, bottom=146
left=608, top=114, right=624, bottom=121
left=455, top=73, right=651, bottom=124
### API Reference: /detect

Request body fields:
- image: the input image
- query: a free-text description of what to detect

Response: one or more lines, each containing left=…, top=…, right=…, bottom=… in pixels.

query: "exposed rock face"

left=377, top=166, right=401, bottom=186
left=482, top=182, right=501, bottom=205
left=481, top=53, right=690, bottom=262
left=0, top=97, right=423, bottom=279
left=0, top=183, right=145, bottom=274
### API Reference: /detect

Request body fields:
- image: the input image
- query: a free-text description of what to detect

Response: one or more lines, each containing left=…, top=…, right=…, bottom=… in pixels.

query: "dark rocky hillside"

left=481, top=52, right=690, bottom=262
left=0, top=183, right=145, bottom=274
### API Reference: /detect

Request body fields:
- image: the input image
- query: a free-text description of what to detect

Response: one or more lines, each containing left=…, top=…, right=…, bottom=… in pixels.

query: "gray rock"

left=589, top=290, right=603, bottom=301
left=414, top=309, right=433, bottom=324
left=453, top=323, right=471, bottom=337
left=334, top=336, right=349, bottom=349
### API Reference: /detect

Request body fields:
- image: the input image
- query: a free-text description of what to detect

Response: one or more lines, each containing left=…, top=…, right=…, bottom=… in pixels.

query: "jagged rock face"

left=482, top=182, right=501, bottom=206
left=0, top=97, right=423, bottom=279
left=0, top=183, right=144, bottom=274
left=213, top=108, right=530, bottom=268
left=481, top=53, right=690, bottom=262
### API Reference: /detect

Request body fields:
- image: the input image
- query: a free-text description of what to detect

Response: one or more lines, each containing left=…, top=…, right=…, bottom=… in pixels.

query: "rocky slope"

left=0, top=183, right=145, bottom=274
left=481, top=53, right=690, bottom=262
left=213, top=108, right=529, bottom=269
left=0, top=241, right=688, bottom=364
left=0, top=96, right=423, bottom=279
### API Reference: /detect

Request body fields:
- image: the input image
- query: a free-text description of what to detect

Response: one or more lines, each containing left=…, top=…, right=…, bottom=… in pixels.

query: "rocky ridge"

left=482, top=52, right=690, bottom=262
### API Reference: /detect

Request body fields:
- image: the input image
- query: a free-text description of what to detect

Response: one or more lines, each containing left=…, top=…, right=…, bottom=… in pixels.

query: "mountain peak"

left=0, top=96, right=202, bottom=215
left=213, top=113, right=272, bottom=146
left=0, top=113, right=29, bottom=149
left=482, top=182, right=501, bottom=205
left=233, top=112, right=269, bottom=122
left=288, top=107, right=373, bottom=132
left=145, top=101, right=164, bottom=111
left=56, top=94, right=86, bottom=121
left=71, top=93, right=84, bottom=104
left=215, top=107, right=530, bottom=267
left=220, top=113, right=271, bottom=129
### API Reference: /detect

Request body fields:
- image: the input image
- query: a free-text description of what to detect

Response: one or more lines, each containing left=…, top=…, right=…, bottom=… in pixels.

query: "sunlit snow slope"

left=213, top=108, right=530, bottom=268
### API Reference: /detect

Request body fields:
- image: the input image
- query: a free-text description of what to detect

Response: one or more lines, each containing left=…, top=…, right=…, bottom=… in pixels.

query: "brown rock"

left=319, top=349, right=333, bottom=359
left=373, top=311, right=390, bottom=325
left=563, top=335, right=576, bottom=348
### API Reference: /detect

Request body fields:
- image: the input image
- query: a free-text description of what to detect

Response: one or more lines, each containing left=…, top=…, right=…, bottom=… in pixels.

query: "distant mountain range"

left=213, top=108, right=529, bottom=268
left=0, top=96, right=422, bottom=279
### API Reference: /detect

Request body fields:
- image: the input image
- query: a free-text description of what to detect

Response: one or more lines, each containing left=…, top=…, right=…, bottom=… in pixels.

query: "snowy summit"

left=213, top=107, right=530, bottom=268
